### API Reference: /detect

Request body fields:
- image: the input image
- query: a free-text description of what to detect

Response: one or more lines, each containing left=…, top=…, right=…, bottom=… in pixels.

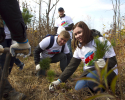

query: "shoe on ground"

left=37, top=69, right=46, bottom=77
left=3, top=90, right=26, bottom=100
left=19, top=63, right=25, bottom=70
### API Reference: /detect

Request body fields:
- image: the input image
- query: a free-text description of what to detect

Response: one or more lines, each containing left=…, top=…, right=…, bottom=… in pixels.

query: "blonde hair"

left=59, top=30, right=70, bottom=39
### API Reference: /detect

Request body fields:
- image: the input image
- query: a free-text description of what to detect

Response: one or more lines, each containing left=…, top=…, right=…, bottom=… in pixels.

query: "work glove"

left=0, top=45, right=3, bottom=55
left=0, top=28, right=6, bottom=43
left=10, top=39, right=31, bottom=57
left=12, top=40, right=17, bottom=44
left=17, top=53, right=24, bottom=57
left=96, top=59, right=106, bottom=68
left=49, top=79, right=61, bottom=91
left=11, top=40, right=25, bottom=57
left=36, top=64, right=41, bottom=71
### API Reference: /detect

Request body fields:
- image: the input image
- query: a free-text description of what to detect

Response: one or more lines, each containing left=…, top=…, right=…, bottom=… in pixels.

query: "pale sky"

left=20, top=0, right=125, bottom=33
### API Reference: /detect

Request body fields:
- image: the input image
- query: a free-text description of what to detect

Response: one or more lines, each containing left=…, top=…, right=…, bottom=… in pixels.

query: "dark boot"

left=3, top=89, right=26, bottom=100
left=37, top=69, right=46, bottom=77
left=0, top=68, right=26, bottom=100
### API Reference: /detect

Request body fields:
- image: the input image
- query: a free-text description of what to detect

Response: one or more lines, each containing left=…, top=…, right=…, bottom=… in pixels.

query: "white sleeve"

left=104, top=40, right=116, bottom=58
left=12, top=40, right=17, bottom=44
left=39, top=37, right=50, bottom=50
left=54, top=19, right=59, bottom=27
left=63, top=43, right=70, bottom=54
left=73, top=47, right=81, bottom=59
left=67, top=16, right=73, bottom=25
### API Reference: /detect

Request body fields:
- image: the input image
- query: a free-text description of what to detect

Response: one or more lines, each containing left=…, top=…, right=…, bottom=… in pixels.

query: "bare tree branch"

left=32, top=0, right=40, bottom=5
left=49, top=0, right=59, bottom=13
left=43, top=1, right=49, bottom=6
left=51, top=0, right=57, bottom=31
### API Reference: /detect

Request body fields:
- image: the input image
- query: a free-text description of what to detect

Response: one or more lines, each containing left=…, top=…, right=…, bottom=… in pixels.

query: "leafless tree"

left=32, top=0, right=60, bottom=39
left=111, top=0, right=121, bottom=39
left=39, top=0, right=42, bottom=41
left=43, top=0, right=60, bottom=34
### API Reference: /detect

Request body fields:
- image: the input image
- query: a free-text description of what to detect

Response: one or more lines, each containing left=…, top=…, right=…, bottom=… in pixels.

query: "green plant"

left=88, top=37, right=111, bottom=66
left=60, top=83, right=66, bottom=88
left=22, top=7, right=33, bottom=25
left=39, top=57, right=51, bottom=70
left=94, top=37, right=111, bottom=59
left=73, top=61, right=118, bottom=100
left=46, top=70, right=55, bottom=82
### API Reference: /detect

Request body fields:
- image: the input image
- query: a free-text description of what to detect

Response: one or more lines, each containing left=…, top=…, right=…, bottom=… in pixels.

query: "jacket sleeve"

left=65, top=23, right=74, bottom=31
left=0, top=0, right=26, bottom=42
left=59, top=57, right=81, bottom=82
left=33, top=45, right=43, bottom=65
left=105, top=56, right=117, bottom=71
left=0, top=15, right=5, bottom=43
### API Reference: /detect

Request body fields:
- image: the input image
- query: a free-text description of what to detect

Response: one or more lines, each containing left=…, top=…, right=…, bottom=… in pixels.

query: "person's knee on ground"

left=75, top=80, right=88, bottom=90
left=86, top=70, right=102, bottom=93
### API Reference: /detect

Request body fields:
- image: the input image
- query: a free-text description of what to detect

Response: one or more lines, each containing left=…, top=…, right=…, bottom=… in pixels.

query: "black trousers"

left=0, top=39, right=15, bottom=74
left=0, top=39, right=14, bottom=95
left=0, top=0, right=27, bottom=42
left=0, top=67, right=14, bottom=95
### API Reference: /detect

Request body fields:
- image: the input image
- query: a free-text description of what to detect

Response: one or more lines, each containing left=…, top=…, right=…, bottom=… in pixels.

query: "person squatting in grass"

left=49, top=21, right=118, bottom=93
left=34, top=30, right=71, bottom=77
left=0, top=0, right=31, bottom=99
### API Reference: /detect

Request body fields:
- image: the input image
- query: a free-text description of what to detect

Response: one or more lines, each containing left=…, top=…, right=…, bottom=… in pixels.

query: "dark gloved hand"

left=0, top=28, right=6, bottom=43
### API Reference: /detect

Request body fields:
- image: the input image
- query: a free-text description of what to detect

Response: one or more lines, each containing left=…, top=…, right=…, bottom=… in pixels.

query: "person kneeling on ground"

left=49, top=21, right=118, bottom=93
left=34, top=30, right=71, bottom=77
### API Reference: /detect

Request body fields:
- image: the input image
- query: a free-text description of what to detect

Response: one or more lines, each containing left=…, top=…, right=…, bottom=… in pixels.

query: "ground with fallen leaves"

left=7, top=38, right=125, bottom=100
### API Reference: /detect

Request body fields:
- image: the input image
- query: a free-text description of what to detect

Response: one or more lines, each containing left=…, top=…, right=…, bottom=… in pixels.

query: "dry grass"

left=6, top=34, right=125, bottom=100
left=8, top=56, right=95, bottom=100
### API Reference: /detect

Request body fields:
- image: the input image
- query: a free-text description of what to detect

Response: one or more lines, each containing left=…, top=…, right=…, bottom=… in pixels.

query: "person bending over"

left=34, top=30, right=71, bottom=77
left=49, top=21, right=118, bottom=93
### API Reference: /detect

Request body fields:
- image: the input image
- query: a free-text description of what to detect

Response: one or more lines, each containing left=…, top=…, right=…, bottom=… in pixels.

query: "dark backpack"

left=44, top=34, right=65, bottom=53
left=91, top=29, right=103, bottom=37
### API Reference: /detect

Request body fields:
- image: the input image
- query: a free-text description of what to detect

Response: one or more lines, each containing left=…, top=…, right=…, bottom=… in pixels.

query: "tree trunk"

left=39, top=0, right=42, bottom=42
